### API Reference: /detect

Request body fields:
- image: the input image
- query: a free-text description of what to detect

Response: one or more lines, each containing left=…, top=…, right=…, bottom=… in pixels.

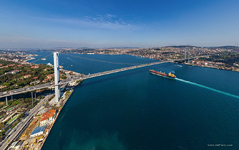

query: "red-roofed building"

left=31, top=65, right=39, bottom=69
left=42, top=78, right=50, bottom=82
left=0, top=85, right=7, bottom=89
left=47, top=74, right=54, bottom=79
left=11, top=70, right=21, bottom=74
left=24, top=74, right=31, bottom=78
left=40, top=109, right=57, bottom=126
left=0, top=64, right=2, bottom=67
left=8, top=64, right=15, bottom=67
left=33, top=77, right=38, bottom=80
left=44, top=68, right=50, bottom=71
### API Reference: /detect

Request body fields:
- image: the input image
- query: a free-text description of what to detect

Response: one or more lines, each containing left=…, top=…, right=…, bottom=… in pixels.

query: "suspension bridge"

left=0, top=53, right=168, bottom=99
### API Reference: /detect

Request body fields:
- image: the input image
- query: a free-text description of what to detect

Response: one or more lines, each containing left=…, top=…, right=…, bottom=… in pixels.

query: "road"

left=0, top=94, right=53, bottom=150
left=0, top=78, right=76, bottom=98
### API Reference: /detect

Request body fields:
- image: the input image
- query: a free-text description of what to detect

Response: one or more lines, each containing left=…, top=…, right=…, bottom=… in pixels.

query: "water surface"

left=30, top=53, right=239, bottom=150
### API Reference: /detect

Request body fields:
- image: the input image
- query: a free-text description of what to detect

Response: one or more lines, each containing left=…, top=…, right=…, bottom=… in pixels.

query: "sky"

left=0, top=0, right=239, bottom=49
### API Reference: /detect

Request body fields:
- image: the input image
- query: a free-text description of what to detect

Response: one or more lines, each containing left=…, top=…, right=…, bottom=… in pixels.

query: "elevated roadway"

left=0, top=79, right=72, bottom=98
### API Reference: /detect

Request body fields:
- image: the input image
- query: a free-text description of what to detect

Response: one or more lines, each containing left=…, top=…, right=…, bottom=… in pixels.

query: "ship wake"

left=176, top=78, right=239, bottom=99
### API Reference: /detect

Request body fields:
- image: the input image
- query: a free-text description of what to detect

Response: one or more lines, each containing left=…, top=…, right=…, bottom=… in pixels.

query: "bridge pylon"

left=54, top=52, right=60, bottom=103
left=6, top=96, right=8, bottom=105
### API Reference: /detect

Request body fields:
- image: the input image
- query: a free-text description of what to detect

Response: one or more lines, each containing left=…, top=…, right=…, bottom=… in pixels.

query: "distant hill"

left=208, top=46, right=239, bottom=51
left=164, top=45, right=239, bottom=51
left=106, top=47, right=139, bottom=49
left=0, top=49, right=18, bottom=53
left=77, top=47, right=91, bottom=49
left=165, top=45, right=199, bottom=48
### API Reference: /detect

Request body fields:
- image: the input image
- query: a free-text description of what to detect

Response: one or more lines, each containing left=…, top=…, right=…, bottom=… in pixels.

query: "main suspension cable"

left=62, top=53, right=141, bottom=65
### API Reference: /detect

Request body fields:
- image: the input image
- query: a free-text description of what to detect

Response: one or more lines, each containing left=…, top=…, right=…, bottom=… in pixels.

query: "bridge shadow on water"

left=77, top=63, right=171, bottom=88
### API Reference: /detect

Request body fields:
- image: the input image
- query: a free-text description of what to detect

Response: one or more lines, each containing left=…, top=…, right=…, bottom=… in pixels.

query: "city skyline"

left=0, top=0, right=239, bottom=48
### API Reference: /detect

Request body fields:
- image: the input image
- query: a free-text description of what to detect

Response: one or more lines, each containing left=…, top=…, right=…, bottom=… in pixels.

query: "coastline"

left=67, top=52, right=238, bottom=72
left=181, top=63, right=239, bottom=73
left=39, top=80, right=82, bottom=150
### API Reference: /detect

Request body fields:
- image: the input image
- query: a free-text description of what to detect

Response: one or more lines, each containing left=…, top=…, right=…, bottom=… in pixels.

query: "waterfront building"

left=40, top=109, right=57, bottom=126
left=30, top=125, right=47, bottom=138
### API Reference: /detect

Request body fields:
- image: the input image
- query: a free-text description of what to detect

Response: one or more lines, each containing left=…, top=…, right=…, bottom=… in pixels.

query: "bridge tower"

left=6, top=96, right=8, bottom=105
left=54, top=52, right=60, bottom=103
left=184, top=49, right=187, bottom=64
left=188, top=48, right=190, bottom=64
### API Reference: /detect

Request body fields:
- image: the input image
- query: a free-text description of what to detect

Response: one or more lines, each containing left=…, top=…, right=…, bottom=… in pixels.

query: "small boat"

left=41, top=58, right=46, bottom=60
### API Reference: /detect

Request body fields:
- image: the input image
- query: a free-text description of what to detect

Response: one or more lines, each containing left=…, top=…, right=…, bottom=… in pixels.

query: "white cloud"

left=106, top=14, right=116, bottom=19
left=0, top=36, right=93, bottom=49
left=38, top=14, right=136, bottom=30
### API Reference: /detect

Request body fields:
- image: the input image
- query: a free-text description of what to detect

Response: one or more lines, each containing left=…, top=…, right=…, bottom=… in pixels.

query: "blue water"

left=29, top=52, right=239, bottom=150
left=28, top=52, right=156, bottom=74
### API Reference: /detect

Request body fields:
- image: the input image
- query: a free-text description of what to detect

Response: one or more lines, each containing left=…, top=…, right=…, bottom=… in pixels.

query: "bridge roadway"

left=84, top=61, right=166, bottom=79
left=0, top=79, right=73, bottom=98
left=0, top=61, right=166, bottom=99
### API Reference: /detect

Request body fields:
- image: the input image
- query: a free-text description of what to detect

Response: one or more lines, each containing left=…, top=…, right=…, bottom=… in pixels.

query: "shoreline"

left=39, top=80, right=82, bottom=150
left=181, top=63, right=239, bottom=73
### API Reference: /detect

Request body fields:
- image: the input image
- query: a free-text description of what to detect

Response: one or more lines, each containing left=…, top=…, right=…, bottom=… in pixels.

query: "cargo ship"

left=149, top=69, right=176, bottom=79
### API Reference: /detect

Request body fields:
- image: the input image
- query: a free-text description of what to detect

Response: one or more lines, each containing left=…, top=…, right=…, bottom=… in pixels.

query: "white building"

left=40, top=109, right=57, bottom=126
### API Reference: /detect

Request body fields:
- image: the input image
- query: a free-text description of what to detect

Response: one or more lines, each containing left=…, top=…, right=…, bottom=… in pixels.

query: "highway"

left=0, top=61, right=167, bottom=99
left=0, top=78, right=75, bottom=98
left=0, top=94, right=53, bottom=150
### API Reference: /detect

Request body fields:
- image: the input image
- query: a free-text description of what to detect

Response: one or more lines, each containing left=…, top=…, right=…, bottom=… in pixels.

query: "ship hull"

left=150, top=70, right=176, bottom=79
